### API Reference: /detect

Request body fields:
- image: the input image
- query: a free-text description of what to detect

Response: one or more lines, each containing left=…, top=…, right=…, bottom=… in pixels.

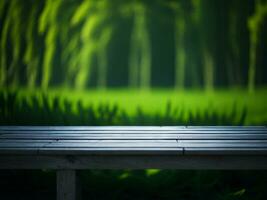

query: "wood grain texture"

left=0, top=154, right=267, bottom=169
left=57, top=170, right=77, bottom=200
left=0, top=126, right=267, bottom=169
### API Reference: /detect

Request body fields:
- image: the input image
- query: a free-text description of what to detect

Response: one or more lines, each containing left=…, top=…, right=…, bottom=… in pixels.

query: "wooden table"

left=1, top=126, right=267, bottom=200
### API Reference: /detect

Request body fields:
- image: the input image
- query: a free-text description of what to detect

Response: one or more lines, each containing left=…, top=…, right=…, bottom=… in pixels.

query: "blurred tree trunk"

left=228, top=6, right=241, bottom=86
left=97, top=26, right=113, bottom=90
left=71, top=2, right=100, bottom=90
left=97, top=47, right=108, bottom=90
left=198, top=0, right=216, bottom=91
left=203, top=48, right=214, bottom=91
left=24, top=3, right=39, bottom=88
left=174, top=16, right=186, bottom=90
left=0, top=0, right=23, bottom=87
left=248, top=0, right=267, bottom=93
left=39, top=0, right=63, bottom=89
left=0, top=1, right=9, bottom=87
left=129, top=2, right=151, bottom=90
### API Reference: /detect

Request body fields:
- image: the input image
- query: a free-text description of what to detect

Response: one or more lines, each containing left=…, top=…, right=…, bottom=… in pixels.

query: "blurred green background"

left=1, top=0, right=267, bottom=126
left=1, top=0, right=267, bottom=200
left=1, top=0, right=267, bottom=125
left=1, top=0, right=267, bottom=91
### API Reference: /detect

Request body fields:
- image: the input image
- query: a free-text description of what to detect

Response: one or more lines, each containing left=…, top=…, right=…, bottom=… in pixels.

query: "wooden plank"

left=186, top=126, right=266, bottom=129
left=0, top=154, right=267, bottom=169
left=0, top=148, right=39, bottom=154
left=57, top=170, right=77, bottom=200
left=1, top=139, right=267, bottom=154
left=0, top=147, right=183, bottom=155
left=1, top=133, right=267, bottom=140
left=0, top=130, right=186, bottom=134
left=1, top=126, right=267, bottom=169
left=44, top=140, right=180, bottom=148
left=0, top=126, right=265, bottom=131
left=60, top=142, right=179, bottom=147
left=184, top=147, right=267, bottom=155
left=0, top=139, right=178, bottom=144
left=0, top=139, right=54, bottom=143
left=1, top=129, right=267, bottom=134
left=46, top=139, right=267, bottom=146
left=0, top=126, right=188, bottom=131
left=177, top=140, right=267, bottom=148
left=0, top=142, right=52, bottom=148
left=178, top=134, right=267, bottom=140
left=0, top=133, right=181, bottom=139
left=178, top=139, right=267, bottom=143
left=39, top=148, right=183, bottom=155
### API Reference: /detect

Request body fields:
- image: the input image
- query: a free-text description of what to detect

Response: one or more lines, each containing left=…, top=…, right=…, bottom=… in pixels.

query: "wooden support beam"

left=57, top=170, right=77, bottom=200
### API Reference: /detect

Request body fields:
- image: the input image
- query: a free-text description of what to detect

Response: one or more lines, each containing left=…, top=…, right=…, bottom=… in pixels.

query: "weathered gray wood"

left=57, top=170, right=77, bottom=200
left=1, top=126, right=267, bottom=169
left=0, top=148, right=183, bottom=155
left=184, top=147, right=267, bottom=155
left=0, top=133, right=181, bottom=139
left=0, top=125, right=265, bottom=131
left=0, top=126, right=187, bottom=131
left=2, top=126, right=267, bottom=200
left=1, top=130, right=267, bottom=134
left=2, top=133, right=267, bottom=140
left=0, top=154, right=267, bottom=169
left=187, top=126, right=266, bottom=129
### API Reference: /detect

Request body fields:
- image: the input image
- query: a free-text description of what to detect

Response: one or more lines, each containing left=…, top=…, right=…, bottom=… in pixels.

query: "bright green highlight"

left=8, top=88, right=267, bottom=125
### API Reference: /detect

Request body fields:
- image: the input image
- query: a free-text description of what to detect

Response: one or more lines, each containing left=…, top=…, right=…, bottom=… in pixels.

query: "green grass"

left=3, top=87, right=267, bottom=125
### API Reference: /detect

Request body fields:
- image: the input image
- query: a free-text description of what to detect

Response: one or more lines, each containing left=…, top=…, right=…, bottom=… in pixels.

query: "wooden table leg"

left=57, top=170, right=77, bottom=200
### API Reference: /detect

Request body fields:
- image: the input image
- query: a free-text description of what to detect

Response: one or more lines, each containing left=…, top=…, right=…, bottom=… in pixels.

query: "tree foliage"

left=0, top=0, right=266, bottom=91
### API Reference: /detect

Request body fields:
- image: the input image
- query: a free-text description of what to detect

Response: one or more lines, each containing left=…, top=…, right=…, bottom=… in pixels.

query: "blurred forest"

left=0, top=0, right=267, bottom=92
